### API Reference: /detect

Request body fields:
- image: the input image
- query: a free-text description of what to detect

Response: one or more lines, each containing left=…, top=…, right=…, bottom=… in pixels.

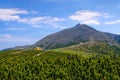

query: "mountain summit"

left=32, top=23, right=120, bottom=49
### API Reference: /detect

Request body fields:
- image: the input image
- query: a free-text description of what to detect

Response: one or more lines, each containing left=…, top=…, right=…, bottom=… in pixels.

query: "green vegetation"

left=0, top=44, right=120, bottom=80
left=47, top=40, right=87, bottom=49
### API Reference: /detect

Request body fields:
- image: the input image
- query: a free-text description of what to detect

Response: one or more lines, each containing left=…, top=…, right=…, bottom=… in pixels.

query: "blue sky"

left=0, top=0, right=120, bottom=50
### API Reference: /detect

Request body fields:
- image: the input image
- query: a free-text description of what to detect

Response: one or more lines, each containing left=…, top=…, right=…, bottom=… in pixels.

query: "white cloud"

left=105, top=20, right=120, bottom=24
left=3, top=34, right=12, bottom=38
left=42, top=17, right=65, bottom=28
left=47, top=23, right=68, bottom=29
left=18, top=16, right=65, bottom=28
left=0, top=8, right=28, bottom=15
left=32, top=25, right=43, bottom=28
left=0, top=8, right=28, bottom=21
left=0, top=34, right=36, bottom=43
left=69, top=10, right=100, bottom=21
left=0, top=8, right=66, bottom=29
left=18, top=17, right=65, bottom=25
left=30, top=11, right=38, bottom=14
left=0, top=34, right=12, bottom=41
left=4, top=28, right=26, bottom=31
left=69, top=10, right=110, bottom=25
left=43, top=17, right=65, bottom=24
left=82, top=20, right=100, bottom=25
left=102, top=13, right=112, bottom=18
left=18, top=17, right=45, bottom=24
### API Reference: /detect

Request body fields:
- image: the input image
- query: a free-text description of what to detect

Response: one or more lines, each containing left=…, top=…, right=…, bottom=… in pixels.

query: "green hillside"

left=53, top=42, right=120, bottom=55
left=0, top=44, right=120, bottom=80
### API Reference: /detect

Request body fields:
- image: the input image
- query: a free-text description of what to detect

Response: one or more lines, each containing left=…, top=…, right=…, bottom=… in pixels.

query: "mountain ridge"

left=2, top=23, right=120, bottom=50
left=32, top=23, right=120, bottom=49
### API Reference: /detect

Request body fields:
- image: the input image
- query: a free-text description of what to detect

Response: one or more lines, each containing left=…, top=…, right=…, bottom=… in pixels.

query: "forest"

left=0, top=48, right=120, bottom=80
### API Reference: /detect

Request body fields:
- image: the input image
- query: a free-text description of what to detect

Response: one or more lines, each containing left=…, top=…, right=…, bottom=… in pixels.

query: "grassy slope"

left=1, top=42, right=119, bottom=57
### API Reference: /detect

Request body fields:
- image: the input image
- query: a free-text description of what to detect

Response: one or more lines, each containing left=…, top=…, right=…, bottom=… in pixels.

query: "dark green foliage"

left=115, top=35, right=120, bottom=44
left=68, top=42, right=120, bottom=55
left=0, top=49, right=120, bottom=80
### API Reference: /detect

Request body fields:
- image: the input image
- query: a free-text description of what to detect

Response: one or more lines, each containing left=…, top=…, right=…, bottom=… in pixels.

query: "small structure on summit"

left=34, top=47, right=42, bottom=50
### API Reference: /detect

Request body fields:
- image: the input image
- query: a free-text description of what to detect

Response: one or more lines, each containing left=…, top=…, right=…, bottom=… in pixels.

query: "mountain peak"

left=73, top=23, right=96, bottom=32
left=75, top=23, right=88, bottom=27
left=75, top=23, right=81, bottom=26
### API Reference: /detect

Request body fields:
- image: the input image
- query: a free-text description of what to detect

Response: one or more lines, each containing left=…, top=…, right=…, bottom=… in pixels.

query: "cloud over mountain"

left=69, top=10, right=111, bottom=25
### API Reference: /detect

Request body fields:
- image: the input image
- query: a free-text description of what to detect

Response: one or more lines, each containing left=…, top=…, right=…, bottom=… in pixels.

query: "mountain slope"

left=4, top=23, right=120, bottom=50
left=59, top=42, right=120, bottom=55
left=33, top=23, right=120, bottom=49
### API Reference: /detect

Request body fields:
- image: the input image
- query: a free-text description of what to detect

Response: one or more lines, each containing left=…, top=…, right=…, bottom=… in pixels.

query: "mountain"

left=32, top=23, right=120, bottom=49
left=1, top=45, right=31, bottom=51
left=3, top=23, right=120, bottom=50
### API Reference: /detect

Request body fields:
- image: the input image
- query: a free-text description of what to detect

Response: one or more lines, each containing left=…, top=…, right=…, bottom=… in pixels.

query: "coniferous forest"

left=0, top=47, right=120, bottom=80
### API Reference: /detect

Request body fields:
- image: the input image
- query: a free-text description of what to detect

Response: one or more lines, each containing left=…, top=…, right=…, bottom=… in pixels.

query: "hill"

left=32, top=23, right=120, bottom=49
left=53, top=42, right=120, bottom=55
